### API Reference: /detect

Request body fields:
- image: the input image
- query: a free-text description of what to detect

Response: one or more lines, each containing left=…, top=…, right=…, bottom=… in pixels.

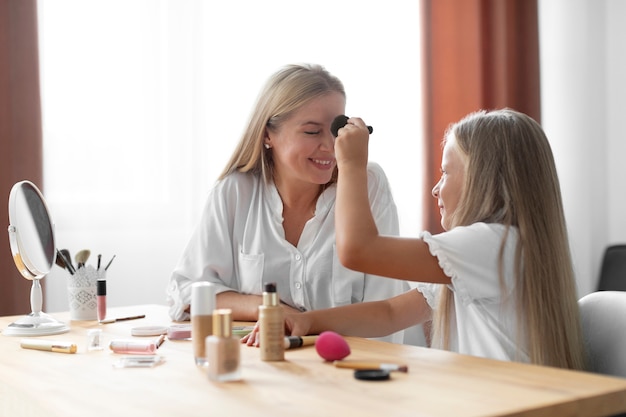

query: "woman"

left=166, top=64, right=407, bottom=343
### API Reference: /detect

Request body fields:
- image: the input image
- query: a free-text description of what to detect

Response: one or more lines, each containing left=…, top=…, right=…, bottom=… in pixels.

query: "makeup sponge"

left=315, top=331, right=351, bottom=361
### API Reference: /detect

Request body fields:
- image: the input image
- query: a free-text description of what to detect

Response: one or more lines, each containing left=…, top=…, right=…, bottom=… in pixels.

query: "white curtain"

left=38, top=0, right=422, bottom=311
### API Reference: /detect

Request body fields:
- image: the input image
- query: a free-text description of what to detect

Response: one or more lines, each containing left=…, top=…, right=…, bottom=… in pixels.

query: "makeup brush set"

left=55, top=249, right=115, bottom=321
left=55, top=249, right=115, bottom=276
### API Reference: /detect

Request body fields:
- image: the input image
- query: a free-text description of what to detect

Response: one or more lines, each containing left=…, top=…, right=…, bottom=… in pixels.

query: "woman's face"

left=432, top=133, right=466, bottom=231
left=266, top=92, right=345, bottom=188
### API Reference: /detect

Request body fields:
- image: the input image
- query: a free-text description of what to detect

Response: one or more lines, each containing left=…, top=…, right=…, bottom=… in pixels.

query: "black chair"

left=597, top=245, right=626, bottom=291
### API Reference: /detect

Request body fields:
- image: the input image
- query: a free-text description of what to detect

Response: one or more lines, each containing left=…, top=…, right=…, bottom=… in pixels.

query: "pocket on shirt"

left=332, top=244, right=365, bottom=306
left=237, top=246, right=265, bottom=295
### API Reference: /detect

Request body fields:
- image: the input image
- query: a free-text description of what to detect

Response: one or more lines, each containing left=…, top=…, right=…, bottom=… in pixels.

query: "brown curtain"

left=420, top=0, right=540, bottom=233
left=0, top=0, right=43, bottom=316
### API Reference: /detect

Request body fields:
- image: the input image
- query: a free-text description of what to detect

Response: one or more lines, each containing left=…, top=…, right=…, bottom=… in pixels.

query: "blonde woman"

left=166, top=64, right=407, bottom=343
left=247, top=109, right=585, bottom=369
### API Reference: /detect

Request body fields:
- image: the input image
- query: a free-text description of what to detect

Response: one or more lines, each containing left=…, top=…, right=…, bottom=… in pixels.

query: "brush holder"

left=67, top=265, right=104, bottom=320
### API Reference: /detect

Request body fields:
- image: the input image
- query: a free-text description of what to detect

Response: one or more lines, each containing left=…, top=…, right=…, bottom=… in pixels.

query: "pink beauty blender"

left=315, top=331, right=351, bottom=361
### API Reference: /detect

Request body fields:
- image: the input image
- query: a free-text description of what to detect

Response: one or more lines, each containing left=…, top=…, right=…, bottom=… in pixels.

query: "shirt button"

left=295, top=282, right=302, bottom=289
left=295, top=254, right=302, bottom=261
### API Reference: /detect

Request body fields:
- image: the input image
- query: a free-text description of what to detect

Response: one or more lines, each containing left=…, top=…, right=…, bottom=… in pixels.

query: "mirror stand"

left=3, top=278, right=70, bottom=336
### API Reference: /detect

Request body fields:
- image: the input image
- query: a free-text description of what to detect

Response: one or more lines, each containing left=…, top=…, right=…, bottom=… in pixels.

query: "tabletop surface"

left=1, top=304, right=626, bottom=417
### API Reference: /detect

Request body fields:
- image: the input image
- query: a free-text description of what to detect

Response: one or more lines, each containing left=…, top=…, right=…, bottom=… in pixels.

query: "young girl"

left=246, top=108, right=586, bottom=370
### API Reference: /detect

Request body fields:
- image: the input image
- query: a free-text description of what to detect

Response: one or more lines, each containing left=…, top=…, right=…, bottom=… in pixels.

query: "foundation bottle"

left=259, top=282, right=284, bottom=361
left=206, top=309, right=241, bottom=382
left=191, top=282, right=216, bottom=366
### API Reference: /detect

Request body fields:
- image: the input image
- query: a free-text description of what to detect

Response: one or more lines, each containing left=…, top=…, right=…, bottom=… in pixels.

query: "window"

left=38, top=0, right=422, bottom=310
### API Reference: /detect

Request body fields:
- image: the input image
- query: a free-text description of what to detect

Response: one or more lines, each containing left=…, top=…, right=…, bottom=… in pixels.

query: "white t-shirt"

left=167, top=162, right=408, bottom=342
left=412, top=223, right=529, bottom=362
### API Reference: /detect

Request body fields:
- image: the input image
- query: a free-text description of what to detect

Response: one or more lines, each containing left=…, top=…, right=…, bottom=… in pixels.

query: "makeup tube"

left=97, top=279, right=107, bottom=322
left=109, top=339, right=157, bottom=355
left=21, top=339, right=77, bottom=354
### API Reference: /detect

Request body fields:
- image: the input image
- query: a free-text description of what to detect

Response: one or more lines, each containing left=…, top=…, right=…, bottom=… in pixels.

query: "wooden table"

left=1, top=305, right=625, bottom=417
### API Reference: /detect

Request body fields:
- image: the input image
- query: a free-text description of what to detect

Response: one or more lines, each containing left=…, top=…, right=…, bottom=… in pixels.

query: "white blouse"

left=412, top=223, right=529, bottom=362
left=166, top=162, right=408, bottom=342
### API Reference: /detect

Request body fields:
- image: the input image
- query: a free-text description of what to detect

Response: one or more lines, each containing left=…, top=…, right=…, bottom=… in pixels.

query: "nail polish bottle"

left=206, top=309, right=241, bottom=382
left=259, top=282, right=284, bottom=361
left=191, top=282, right=216, bottom=366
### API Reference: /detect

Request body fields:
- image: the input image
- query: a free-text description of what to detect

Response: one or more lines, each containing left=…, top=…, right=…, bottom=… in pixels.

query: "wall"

left=539, top=0, right=626, bottom=296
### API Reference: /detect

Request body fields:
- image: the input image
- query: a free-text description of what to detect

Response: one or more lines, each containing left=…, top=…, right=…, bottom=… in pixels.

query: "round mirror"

left=4, top=180, right=69, bottom=336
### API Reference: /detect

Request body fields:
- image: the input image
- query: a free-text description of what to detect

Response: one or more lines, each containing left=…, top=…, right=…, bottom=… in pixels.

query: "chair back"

left=579, top=291, right=626, bottom=377
left=598, top=245, right=626, bottom=291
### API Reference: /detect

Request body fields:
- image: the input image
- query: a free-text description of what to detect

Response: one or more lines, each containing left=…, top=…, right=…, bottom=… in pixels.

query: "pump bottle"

left=259, top=282, right=284, bottom=361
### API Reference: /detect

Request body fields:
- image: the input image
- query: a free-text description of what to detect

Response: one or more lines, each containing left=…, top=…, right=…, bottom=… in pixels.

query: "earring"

left=264, top=143, right=271, bottom=149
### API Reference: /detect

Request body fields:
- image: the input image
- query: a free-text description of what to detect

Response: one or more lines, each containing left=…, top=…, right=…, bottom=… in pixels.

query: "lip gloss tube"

left=97, top=279, right=107, bottom=322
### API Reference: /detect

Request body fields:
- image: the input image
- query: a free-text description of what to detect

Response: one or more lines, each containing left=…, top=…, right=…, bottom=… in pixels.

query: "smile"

left=311, top=159, right=332, bottom=165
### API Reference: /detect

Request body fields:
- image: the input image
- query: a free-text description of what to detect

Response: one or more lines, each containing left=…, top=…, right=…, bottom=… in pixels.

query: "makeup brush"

left=104, top=254, right=116, bottom=271
left=60, top=249, right=74, bottom=271
left=75, top=249, right=91, bottom=269
left=330, top=115, right=373, bottom=138
left=56, top=249, right=75, bottom=275
left=55, top=249, right=67, bottom=269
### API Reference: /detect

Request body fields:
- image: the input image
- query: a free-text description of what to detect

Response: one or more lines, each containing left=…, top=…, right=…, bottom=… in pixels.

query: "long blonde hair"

left=218, top=63, right=345, bottom=184
left=432, top=109, right=585, bottom=370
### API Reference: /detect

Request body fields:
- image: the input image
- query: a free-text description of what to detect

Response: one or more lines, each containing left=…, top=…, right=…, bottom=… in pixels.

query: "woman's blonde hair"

left=432, top=108, right=585, bottom=370
left=218, top=63, right=345, bottom=183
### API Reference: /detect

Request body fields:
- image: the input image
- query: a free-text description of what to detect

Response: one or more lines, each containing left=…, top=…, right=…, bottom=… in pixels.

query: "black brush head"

left=330, top=115, right=349, bottom=137
left=330, top=115, right=373, bottom=137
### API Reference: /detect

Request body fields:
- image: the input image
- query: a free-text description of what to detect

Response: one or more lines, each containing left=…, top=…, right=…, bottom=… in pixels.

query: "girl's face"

left=432, top=133, right=466, bottom=231
left=266, top=92, right=345, bottom=188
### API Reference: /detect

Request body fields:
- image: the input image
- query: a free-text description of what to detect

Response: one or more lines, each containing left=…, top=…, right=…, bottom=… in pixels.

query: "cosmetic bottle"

left=97, top=279, right=107, bottom=322
left=191, top=282, right=216, bottom=366
left=259, top=282, right=284, bottom=361
left=206, top=308, right=241, bottom=382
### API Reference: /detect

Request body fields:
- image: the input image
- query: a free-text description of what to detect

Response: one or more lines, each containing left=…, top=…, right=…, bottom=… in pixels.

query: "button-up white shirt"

left=167, top=162, right=408, bottom=342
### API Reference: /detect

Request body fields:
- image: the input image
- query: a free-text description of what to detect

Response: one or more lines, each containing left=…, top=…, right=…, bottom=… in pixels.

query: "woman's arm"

left=334, top=119, right=450, bottom=285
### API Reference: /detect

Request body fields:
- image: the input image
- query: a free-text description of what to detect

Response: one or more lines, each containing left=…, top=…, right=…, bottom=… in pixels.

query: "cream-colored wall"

left=539, top=0, right=626, bottom=296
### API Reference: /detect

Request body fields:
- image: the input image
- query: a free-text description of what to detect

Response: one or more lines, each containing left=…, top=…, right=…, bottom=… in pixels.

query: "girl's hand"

left=240, top=304, right=306, bottom=347
left=240, top=311, right=315, bottom=347
left=334, top=117, right=370, bottom=170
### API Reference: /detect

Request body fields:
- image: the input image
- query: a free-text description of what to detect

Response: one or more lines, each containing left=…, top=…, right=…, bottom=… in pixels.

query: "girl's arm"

left=334, top=119, right=450, bottom=284
left=285, top=289, right=431, bottom=338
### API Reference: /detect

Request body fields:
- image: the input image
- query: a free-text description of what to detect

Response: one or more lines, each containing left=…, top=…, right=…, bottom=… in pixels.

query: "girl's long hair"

left=432, top=109, right=585, bottom=370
